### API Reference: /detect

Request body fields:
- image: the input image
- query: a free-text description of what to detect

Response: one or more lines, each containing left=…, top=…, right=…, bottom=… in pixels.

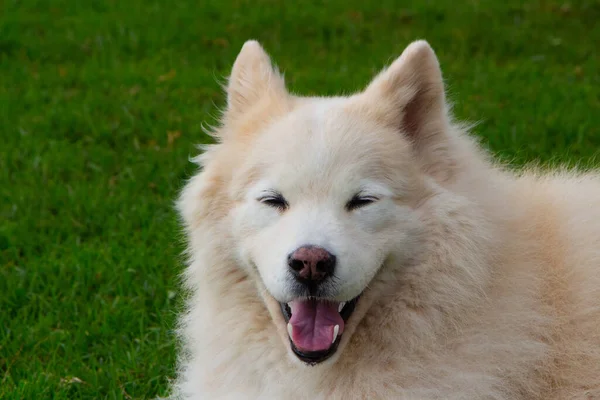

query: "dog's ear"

left=225, top=40, right=287, bottom=120
left=356, top=41, right=455, bottom=180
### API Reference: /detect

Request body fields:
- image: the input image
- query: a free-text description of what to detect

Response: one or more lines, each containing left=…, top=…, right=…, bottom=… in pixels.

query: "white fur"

left=172, top=40, right=600, bottom=399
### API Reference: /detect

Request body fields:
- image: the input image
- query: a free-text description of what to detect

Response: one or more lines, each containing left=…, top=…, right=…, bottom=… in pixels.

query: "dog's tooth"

left=287, top=322, right=293, bottom=339
left=338, top=302, right=345, bottom=312
left=332, top=325, right=339, bottom=343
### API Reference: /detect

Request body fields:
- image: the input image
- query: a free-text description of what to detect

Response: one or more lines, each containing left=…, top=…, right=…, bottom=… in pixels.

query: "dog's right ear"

left=351, top=41, right=457, bottom=182
left=225, top=40, right=287, bottom=121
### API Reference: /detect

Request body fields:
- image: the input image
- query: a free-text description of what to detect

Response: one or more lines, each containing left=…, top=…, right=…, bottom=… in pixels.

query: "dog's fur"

left=173, top=40, right=600, bottom=399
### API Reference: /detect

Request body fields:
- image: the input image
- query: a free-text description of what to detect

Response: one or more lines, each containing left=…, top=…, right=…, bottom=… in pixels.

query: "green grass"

left=1, top=0, right=599, bottom=398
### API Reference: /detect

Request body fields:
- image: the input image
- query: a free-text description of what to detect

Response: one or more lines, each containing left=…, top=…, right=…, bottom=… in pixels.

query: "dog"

left=172, top=40, right=600, bottom=399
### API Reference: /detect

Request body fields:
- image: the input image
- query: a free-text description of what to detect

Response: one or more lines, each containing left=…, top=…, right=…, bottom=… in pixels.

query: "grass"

left=1, top=0, right=599, bottom=398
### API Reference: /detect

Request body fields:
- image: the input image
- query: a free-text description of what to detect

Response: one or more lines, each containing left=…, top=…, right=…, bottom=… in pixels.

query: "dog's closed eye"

left=346, top=194, right=379, bottom=211
left=258, top=192, right=288, bottom=211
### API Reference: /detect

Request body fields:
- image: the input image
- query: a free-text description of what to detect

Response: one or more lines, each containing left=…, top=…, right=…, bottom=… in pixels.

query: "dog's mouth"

left=279, top=295, right=360, bottom=365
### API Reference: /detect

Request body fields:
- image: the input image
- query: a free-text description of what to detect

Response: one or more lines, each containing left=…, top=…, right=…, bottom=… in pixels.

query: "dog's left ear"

left=225, top=40, right=287, bottom=121
left=356, top=41, right=455, bottom=181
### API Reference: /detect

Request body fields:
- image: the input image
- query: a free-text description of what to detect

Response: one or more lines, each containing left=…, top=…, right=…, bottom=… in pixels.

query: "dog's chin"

left=278, top=294, right=362, bottom=366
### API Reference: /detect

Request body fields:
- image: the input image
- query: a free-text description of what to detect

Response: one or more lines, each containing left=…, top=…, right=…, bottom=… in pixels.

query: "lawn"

left=1, top=0, right=599, bottom=398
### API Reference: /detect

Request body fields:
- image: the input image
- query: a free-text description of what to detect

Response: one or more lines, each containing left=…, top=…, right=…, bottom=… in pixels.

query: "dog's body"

left=173, top=41, right=600, bottom=399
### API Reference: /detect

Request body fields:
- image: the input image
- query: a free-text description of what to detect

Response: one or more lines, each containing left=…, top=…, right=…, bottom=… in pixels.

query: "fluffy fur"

left=172, top=40, right=600, bottom=399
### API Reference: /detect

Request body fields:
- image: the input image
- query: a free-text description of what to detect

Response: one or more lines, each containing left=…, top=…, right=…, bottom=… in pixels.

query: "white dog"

left=173, top=40, right=600, bottom=399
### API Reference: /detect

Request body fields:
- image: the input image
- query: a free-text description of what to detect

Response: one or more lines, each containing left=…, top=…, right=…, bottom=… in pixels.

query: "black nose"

left=287, top=245, right=336, bottom=283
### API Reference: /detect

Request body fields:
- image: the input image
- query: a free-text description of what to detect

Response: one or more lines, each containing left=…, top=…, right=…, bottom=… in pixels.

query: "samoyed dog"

left=173, top=40, right=600, bottom=399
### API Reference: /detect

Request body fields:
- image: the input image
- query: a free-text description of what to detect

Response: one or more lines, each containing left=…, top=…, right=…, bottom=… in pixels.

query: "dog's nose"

left=288, top=245, right=336, bottom=283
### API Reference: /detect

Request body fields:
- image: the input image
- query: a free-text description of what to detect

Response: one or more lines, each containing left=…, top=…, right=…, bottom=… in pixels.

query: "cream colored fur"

left=172, top=40, right=600, bottom=399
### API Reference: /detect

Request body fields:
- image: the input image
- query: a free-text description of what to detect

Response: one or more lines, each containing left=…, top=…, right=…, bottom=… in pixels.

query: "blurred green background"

left=1, top=0, right=599, bottom=398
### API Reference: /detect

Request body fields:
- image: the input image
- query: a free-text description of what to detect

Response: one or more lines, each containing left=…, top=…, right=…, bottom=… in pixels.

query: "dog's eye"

left=346, top=195, right=378, bottom=211
left=259, top=194, right=288, bottom=211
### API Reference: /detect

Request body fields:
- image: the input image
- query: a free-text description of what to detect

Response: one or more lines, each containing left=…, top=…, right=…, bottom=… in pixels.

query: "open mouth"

left=280, top=295, right=360, bottom=365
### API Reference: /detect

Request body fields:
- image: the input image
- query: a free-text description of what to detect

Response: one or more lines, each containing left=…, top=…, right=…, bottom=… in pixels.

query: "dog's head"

left=180, top=40, right=479, bottom=365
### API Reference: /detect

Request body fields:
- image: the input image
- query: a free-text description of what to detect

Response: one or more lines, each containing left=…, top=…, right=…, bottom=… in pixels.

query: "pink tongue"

left=289, top=300, right=345, bottom=352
